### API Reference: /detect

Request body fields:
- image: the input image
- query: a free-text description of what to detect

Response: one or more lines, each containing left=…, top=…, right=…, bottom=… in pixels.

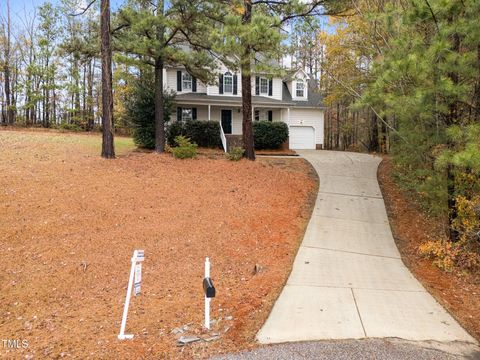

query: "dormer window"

left=224, top=72, right=233, bottom=93
left=260, top=78, right=268, bottom=94
left=296, top=80, right=305, bottom=97
left=182, top=72, right=192, bottom=91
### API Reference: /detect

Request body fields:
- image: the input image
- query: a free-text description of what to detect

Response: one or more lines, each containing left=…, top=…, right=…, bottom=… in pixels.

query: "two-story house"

left=164, top=63, right=325, bottom=150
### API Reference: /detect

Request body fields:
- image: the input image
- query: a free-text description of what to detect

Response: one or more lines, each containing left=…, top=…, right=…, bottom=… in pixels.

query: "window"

left=182, top=72, right=192, bottom=91
left=296, top=81, right=305, bottom=97
left=224, top=72, right=233, bottom=93
left=254, top=110, right=271, bottom=121
left=260, top=78, right=268, bottom=94
left=181, top=108, right=193, bottom=122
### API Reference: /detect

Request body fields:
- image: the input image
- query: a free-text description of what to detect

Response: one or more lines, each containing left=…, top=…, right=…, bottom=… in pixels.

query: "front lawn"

left=0, top=129, right=317, bottom=359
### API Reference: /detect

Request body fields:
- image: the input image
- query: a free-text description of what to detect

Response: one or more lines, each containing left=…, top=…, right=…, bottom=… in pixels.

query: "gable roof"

left=284, top=68, right=311, bottom=82
left=282, top=79, right=324, bottom=108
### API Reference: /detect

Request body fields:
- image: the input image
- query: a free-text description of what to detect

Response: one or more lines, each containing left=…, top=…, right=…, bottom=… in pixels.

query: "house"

left=164, top=64, right=325, bottom=151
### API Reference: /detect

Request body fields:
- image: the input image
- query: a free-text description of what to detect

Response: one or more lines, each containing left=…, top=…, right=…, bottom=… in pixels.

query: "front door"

left=221, top=110, right=232, bottom=134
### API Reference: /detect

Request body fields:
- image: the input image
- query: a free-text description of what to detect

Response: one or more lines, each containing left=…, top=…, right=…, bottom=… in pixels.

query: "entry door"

left=221, top=110, right=232, bottom=134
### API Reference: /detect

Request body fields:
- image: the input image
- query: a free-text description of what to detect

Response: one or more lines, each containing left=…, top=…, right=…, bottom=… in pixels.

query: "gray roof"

left=175, top=79, right=324, bottom=108
left=282, top=79, right=324, bottom=108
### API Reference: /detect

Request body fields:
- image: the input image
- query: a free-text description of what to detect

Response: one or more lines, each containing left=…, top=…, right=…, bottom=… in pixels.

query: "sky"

left=1, top=0, right=334, bottom=69
left=1, top=0, right=125, bottom=22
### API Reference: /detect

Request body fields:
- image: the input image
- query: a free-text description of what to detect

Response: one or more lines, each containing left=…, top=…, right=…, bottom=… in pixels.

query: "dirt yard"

left=0, top=129, right=318, bottom=359
left=378, top=156, right=480, bottom=342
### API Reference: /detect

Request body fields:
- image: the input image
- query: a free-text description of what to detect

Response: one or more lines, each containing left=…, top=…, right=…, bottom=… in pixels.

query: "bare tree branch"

left=69, top=0, right=96, bottom=17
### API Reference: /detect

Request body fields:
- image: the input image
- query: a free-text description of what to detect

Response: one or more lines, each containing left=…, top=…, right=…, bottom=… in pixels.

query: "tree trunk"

left=446, top=29, right=460, bottom=242
left=74, top=57, right=81, bottom=124
left=154, top=57, right=165, bottom=152
left=335, top=102, right=340, bottom=149
left=154, top=0, right=165, bottom=153
left=475, top=45, right=480, bottom=121
left=369, top=111, right=380, bottom=152
left=4, top=0, right=13, bottom=125
left=45, top=57, right=50, bottom=128
left=241, top=0, right=255, bottom=160
left=100, top=0, right=115, bottom=158
left=82, top=62, right=87, bottom=128
left=53, top=88, right=57, bottom=126
left=87, top=58, right=94, bottom=131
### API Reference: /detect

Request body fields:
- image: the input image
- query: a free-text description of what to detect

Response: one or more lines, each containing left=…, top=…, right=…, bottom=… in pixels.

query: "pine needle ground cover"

left=378, top=157, right=480, bottom=342
left=0, top=130, right=317, bottom=359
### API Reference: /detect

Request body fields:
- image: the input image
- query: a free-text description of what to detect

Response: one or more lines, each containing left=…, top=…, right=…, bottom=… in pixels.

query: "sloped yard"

left=0, top=129, right=317, bottom=359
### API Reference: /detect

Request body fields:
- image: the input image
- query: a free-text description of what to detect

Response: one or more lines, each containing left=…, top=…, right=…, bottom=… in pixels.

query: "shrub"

left=125, top=75, right=175, bottom=149
left=59, top=123, right=83, bottom=132
left=253, top=121, right=289, bottom=149
left=167, top=120, right=221, bottom=148
left=226, top=146, right=244, bottom=161
left=171, top=136, right=197, bottom=159
left=166, top=122, right=185, bottom=146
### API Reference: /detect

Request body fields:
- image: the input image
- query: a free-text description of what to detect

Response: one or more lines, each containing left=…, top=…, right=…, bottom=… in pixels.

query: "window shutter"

left=255, top=76, right=260, bottom=95
left=177, top=107, right=182, bottom=122
left=268, top=79, right=273, bottom=96
left=192, top=77, right=197, bottom=92
left=192, top=108, right=197, bottom=120
left=268, top=110, right=273, bottom=122
left=233, top=74, right=238, bottom=95
left=177, top=71, right=182, bottom=92
left=219, top=74, right=224, bottom=94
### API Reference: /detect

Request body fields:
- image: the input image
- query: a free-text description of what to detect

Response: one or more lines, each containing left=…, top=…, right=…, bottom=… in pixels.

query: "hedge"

left=253, top=121, right=289, bottom=149
left=166, top=120, right=222, bottom=148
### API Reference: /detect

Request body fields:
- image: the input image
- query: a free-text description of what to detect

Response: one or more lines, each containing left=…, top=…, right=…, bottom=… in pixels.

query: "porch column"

left=208, top=104, right=211, bottom=121
left=287, top=107, right=290, bottom=125
left=280, top=108, right=283, bottom=123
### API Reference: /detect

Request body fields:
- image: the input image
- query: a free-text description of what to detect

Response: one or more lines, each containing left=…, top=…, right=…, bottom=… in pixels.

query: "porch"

left=173, top=104, right=286, bottom=151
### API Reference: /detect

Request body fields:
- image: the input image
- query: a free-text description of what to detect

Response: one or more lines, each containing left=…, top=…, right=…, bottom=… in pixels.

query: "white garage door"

left=289, top=126, right=315, bottom=149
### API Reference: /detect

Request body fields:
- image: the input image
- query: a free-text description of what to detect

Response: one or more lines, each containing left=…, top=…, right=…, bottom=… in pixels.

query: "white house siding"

left=255, top=108, right=281, bottom=122
left=249, top=77, right=283, bottom=101
left=170, top=105, right=208, bottom=122
left=207, top=63, right=242, bottom=97
left=287, top=108, right=324, bottom=146
left=166, top=69, right=207, bottom=94
left=290, top=69, right=309, bottom=102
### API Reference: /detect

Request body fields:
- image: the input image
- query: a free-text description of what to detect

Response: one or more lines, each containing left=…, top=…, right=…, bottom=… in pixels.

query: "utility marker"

left=203, top=257, right=216, bottom=330
left=118, top=249, right=144, bottom=340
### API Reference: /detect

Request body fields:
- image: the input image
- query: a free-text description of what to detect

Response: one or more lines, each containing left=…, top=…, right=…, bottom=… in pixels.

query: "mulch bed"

left=0, top=130, right=318, bottom=359
left=378, top=156, right=480, bottom=342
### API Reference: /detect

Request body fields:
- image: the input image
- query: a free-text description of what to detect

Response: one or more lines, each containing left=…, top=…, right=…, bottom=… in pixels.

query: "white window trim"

left=260, top=77, right=268, bottom=95
left=181, top=108, right=193, bottom=122
left=182, top=72, right=192, bottom=91
left=254, top=109, right=269, bottom=121
left=224, top=72, right=233, bottom=94
left=296, top=80, right=305, bottom=98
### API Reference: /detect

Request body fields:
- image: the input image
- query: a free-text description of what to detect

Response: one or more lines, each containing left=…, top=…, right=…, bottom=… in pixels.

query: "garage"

left=289, top=126, right=315, bottom=149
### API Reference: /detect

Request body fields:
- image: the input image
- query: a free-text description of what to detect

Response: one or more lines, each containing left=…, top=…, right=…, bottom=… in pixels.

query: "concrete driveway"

left=257, top=151, right=477, bottom=347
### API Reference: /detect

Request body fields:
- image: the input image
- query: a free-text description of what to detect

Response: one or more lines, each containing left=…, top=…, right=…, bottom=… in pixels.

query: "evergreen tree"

left=114, top=0, right=218, bottom=153
left=214, top=1, right=327, bottom=160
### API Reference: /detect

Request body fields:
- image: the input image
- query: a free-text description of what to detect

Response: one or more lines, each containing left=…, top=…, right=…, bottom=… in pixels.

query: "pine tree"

left=214, top=1, right=326, bottom=160
left=114, top=0, right=218, bottom=153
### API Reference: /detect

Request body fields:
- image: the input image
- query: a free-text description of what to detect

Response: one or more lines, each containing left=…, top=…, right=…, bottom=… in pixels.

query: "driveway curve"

left=257, top=150, right=477, bottom=346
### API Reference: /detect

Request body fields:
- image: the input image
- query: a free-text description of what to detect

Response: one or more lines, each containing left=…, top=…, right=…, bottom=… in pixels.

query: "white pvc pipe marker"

left=118, top=250, right=144, bottom=340
left=205, top=257, right=211, bottom=330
